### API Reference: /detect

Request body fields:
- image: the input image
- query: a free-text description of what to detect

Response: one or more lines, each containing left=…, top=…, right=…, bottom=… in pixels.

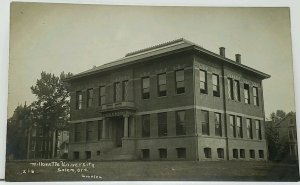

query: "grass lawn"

left=5, top=160, right=299, bottom=182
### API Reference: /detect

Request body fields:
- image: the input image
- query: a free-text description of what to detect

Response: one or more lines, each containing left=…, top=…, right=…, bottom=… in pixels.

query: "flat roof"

left=65, top=38, right=270, bottom=81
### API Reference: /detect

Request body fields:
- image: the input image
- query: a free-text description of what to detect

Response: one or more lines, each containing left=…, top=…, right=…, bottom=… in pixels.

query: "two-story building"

left=65, top=38, right=270, bottom=161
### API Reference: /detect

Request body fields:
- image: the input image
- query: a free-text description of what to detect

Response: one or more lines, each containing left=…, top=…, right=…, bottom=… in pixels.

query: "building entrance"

left=113, top=116, right=124, bottom=147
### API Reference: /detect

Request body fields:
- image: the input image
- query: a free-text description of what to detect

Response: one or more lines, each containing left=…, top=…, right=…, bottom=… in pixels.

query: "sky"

left=8, top=3, right=295, bottom=118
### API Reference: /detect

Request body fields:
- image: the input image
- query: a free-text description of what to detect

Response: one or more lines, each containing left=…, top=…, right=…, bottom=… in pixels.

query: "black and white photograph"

left=3, top=1, right=299, bottom=182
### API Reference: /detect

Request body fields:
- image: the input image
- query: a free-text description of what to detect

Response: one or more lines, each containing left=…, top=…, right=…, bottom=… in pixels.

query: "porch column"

left=124, top=115, right=129, bottom=138
left=131, top=116, right=135, bottom=137
left=102, top=118, right=106, bottom=139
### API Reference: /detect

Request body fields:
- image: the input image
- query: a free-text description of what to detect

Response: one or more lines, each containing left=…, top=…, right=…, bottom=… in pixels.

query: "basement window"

left=142, top=149, right=150, bottom=160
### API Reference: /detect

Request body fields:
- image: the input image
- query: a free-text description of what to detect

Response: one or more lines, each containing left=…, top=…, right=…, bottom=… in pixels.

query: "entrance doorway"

left=114, top=117, right=124, bottom=147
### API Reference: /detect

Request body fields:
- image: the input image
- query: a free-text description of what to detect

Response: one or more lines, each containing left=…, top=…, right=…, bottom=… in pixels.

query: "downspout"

left=261, top=82, right=269, bottom=161
left=221, top=63, right=229, bottom=160
left=193, top=55, right=199, bottom=161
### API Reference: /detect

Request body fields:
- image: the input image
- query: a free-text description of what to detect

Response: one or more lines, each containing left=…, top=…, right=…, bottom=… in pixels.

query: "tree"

left=270, top=110, right=286, bottom=123
left=6, top=104, right=32, bottom=160
left=266, top=110, right=288, bottom=161
left=30, top=71, right=72, bottom=158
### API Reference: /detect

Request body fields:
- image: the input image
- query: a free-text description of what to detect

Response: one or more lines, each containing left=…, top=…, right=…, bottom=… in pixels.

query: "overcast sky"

left=8, top=3, right=295, bottom=118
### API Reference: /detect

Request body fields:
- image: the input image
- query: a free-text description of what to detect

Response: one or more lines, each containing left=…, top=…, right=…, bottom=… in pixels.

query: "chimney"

left=235, top=54, right=241, bottom=63
left=219, top=47, right=225, bottom=57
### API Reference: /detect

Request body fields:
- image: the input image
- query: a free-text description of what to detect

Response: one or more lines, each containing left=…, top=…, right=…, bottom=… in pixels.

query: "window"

left=122, top=80, right=129, bottom=101
left=114, top=82, right=122, bottom=102
left=227, top=78, right=234, bottom=100
left=255, top=120, right=262, bottom=140
left=96, top=151, right=101, bottom=156
left=98, top=120, right=103, bottom=140
left=234, top=80, right=240, bottom=101
left=244, top=84, right=250, bottom=104
left=201, top=110, right=209, bottom=135
left=85, top=151, right=91, bottom=159
left=230, top=115, right=236, bottom=138
left=142, top=115, right=150, bottom=137
left=99, top=86, right=106, bottom=106
left=159, top=148, right=167, bottom=159
left=142, top=77, right=150, bottom=99
left=175, top=69, right=185, bottom=94
left=236, top=116, right=243, bottom=138
left=176, top=110, right=186, bottom=135
left=212, top=74, right=220, bottom=97
left=86, top=122, right=93, bottom=141
left=233, top=149, right=238, bottom=159
left=204, top=148, right=212, bottom=158
left=76, top=91, right=83, bottom=110
left=290, top=119, right=295, bottom=125
left=158, top=112, right=167, bottom=137
left=87, top=89, right=93, bottom=108
left=158, top=73, right=167, bottom=97
left=240, top=149, right=245, bottom=158
left=217, top=148, right=224, bottom=159
left=214, top=113, right=222, bottom=136
left=141, top=149, right=150, bottom=159
left=200, top=70, right=208, bottom=94
left=75, top=123, right=80, bottom=142
left=259, top=150, right=264, bottom=158
left=253, top=87, right=259, bottom=106
left=73, top=152, right=79, bottom=160
left=249, top=150, right=255, bottom=159
left=176, top=148, right=186, bottom=159
left=246, top=118, right=253, bottom=139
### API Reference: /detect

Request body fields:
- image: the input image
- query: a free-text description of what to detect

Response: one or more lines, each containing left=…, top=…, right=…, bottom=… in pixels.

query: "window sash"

left=114, top=82, right=122, bottom=102
left=99, top=86, right=106, bottom=105
left=212, top=74, right=220, bottom=96
left=234, top=80, right=240, bottom=101
left=255, top=120, right=262, bottom=140
left=87, top=89, right=93, bottom=107
left=244, top=84, right=250, bottom=104
left=158, top=113, right=167, bottom=136
left=122, top=81, right=129, bottom=101
left=230, top=115, right=236, bottom=138
left=200, top=70, right=207, bottom=93
left=227, top=78, right=234, bottom=100
left=253, top=87, right=259, bottom=106
left=175, top=70, right=185, bottom=94
left=176, top=111, right=186, bottom=135
left=246, top=119, right=253, bottom=139
left=142, top=77, right=150, bottom=99
left=214, top=113, right=222, bottom=136
left=76, top=91, right=83, bottom=109
left=236, top=116, right=243, bottom=138
left=158, top=73, right=167, bottom=96
left=142, top=115, right=150, bottom=137
left=201, top=111, right=209, bottom=135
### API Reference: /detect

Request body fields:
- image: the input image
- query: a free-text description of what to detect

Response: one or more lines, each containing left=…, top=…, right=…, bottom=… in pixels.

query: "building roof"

left=65, top=38, right=271, bottom=81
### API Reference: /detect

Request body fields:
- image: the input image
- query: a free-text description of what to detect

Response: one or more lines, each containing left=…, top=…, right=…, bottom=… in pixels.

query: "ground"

left=5, top=160, right=299, bottom=182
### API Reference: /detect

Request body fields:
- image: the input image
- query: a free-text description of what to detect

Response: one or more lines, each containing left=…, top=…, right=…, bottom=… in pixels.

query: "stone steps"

left=99, top=147, right=137, bottom=161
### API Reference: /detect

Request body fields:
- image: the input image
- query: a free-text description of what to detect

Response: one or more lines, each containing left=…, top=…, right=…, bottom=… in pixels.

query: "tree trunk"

left=52, top=129, right=56, bottom=159
left=26, top=128, right=30, bottom=159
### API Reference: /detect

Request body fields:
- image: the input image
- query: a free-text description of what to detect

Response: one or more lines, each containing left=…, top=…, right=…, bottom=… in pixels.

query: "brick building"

left=65, top=38, right=270, bottom=161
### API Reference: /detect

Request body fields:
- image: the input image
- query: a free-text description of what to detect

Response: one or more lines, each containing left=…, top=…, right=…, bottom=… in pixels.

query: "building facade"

left=66, top=39, right=270, bottom=161
left=275, top=112, right=298, bottom=160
